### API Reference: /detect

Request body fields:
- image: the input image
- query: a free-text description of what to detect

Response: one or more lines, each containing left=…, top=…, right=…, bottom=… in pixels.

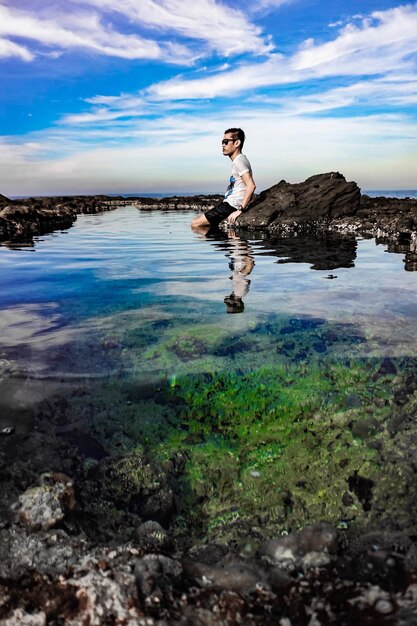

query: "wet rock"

left=63, top=430, right=108, bottom=461
left=347, top=473, right=374, bottom=512
left=16, top=472, right=76, bottom=531
left=186, top=542, right=229, bottom=565
left=0, top=426, right=15, bottom=436
left=351, top=417, right=380, bottom=439
left=343, top=531, right=410, bottom=589
left=86, top=451, right=175, bottom=526
left=135, top=520, right=171, bottom=552
left=172, top=335, right=206, bottom=361
left=0, top=526, right=88, bottom=578
left=376, top=357, right=398, bottom=377
left=0, top=609, right=47, bottom=625
left=349, top=584, right=396, bottom=616
left=139, top=486, right=175, bottom=524
left=404, top=543, right=417, bottom=572
left=61, top=566, right=140, bottom=626
left=259, top=523, right=338, bottom=569
left=135, top=554, right=182, bottom=605
left=182, top=559, right=268, bottom=594
left=0, top=194, right=116, bottom=243
left=344, top=393, right=362, bottom=408
left=342, top=491, right=355, bottom=506
left=0, top=203, right=76, bottom=241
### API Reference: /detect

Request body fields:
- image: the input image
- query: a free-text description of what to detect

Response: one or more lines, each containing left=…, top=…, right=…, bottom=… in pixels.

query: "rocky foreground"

left=2, top=352, right=417, bottom=624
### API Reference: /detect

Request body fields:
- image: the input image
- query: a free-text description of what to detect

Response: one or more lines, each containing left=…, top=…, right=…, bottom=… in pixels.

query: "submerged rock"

left=16, top=472, right=76, bottom=531
left=83, top=450, right=175, bottom=526
left=182, top=558, right=269, bottom=594
left=135, top=520, right=171, bottom=552
left=135, top=554, right=182, bottom=604
left=259, top=523, right=338, bottom=569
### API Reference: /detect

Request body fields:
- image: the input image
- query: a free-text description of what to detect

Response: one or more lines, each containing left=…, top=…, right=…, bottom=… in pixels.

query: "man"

left=191, top=128, right=256, bottom=229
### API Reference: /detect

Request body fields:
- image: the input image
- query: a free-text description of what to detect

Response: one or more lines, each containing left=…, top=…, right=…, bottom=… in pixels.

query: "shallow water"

left=1, top=207, right=417, bottom=527
left=1, top=207, right=416, bottom=375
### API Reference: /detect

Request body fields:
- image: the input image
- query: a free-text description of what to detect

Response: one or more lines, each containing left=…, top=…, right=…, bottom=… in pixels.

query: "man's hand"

left=227, top=209, right=242, bottom=225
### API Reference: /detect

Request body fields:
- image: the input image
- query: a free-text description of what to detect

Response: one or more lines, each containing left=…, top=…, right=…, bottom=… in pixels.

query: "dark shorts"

left=204, top=201, right=235, bottom=226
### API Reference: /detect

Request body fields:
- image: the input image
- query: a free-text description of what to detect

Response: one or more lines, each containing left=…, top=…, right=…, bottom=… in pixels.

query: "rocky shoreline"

left=2, top=353, right=417, bottom=624
left=1, top=173, right=417, bottom=246
left=0, top=193, right=222, bottom=243
left=238, top=172, right=417, bottom=241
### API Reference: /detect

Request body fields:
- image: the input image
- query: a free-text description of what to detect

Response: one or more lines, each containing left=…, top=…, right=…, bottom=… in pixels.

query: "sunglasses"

left=222, top=138, right=236, bottom=145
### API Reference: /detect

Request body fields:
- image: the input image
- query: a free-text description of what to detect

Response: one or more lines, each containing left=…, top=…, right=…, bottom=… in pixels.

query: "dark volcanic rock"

left=0, top=195, right=113, bottom=242
left=355, top=194, right=417, bottom=239
left=237, top=173, right=417, bottom=245
left=130, top=193, right=222, bottom=211
left=0, top=193, right=222, bottom=242
left=0, top=193, right=11, bottom=207
left=238, top=172, right=361, bottom=232
left=0, top=202, right=77, bottom=241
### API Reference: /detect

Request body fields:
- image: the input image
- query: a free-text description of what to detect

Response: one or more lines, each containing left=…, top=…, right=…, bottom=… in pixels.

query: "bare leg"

left=191, top=213, right=211, bottom=230
left=192, top=225, right=213, bottom=236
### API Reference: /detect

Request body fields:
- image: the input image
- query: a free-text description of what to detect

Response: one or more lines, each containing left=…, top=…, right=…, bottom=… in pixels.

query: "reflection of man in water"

left=191, top=127, right=256, bottom=230
left=223, top=232, right=254, bottom=314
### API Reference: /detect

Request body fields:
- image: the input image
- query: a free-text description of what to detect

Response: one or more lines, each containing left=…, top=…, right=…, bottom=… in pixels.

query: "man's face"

left=222, top=133, right=238, bottom=156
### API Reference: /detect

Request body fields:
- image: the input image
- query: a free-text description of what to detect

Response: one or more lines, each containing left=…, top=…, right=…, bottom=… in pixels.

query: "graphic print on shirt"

left=225, top=176, right=235, bottom=199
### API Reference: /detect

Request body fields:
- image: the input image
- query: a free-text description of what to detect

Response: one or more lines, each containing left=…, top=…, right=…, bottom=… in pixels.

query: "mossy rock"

left=88, top=450, right=175, bottom=525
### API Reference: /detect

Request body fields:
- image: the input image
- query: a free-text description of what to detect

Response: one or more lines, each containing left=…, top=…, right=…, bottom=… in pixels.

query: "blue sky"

left=1, top=0, right=417, bottom=196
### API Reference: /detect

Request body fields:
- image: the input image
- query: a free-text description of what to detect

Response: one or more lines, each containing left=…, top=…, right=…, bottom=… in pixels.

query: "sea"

left=111, top=189, right=417, bottom=199
left=10, top=189, right=417, bottom=200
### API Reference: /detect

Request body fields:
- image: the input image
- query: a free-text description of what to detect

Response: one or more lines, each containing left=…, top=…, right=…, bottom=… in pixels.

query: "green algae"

left=145, top=359, right=394, bottom=535
left=30, top=308, right=417, bottom=542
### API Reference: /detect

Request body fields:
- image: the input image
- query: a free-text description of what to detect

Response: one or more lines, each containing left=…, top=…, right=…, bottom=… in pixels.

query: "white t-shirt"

left=224, top=153, right=252, bottom=209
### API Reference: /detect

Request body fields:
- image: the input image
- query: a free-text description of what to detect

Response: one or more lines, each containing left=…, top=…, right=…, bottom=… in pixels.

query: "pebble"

left=374, top=599, right=394, bottom=614
left=1, top=426, right=15, bottom=436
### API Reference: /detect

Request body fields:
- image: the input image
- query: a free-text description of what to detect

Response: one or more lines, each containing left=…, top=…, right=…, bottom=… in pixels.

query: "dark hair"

left=224, top=127, right=245, bottom=149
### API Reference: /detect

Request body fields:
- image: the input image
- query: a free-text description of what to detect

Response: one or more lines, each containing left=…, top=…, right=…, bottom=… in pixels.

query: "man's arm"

left=227, top=171, right=256, bottom=224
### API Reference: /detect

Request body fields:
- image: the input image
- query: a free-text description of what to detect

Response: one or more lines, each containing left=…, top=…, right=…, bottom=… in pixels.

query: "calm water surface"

left=0, top=207, right=416, bottom=377
left=2, top=206, right=417, bottom=524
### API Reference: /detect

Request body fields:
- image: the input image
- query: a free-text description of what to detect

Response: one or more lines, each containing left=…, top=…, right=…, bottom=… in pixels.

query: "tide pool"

left=1, top=206, right=417, bottom=533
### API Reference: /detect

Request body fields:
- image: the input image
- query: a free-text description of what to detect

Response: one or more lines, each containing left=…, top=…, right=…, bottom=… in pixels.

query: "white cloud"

left=0, top=3, right=189, bottom=62
left=249, top=76, right=417, bottom=115
left=0, top=36, right=33, bottom=60
left=292, top=4, right=417, bottom=75
left=251, top=0, right=294, bottom=12
left=147, top=54, right=289, bottom=99
left=1, top=106, right=417, bottom=196
left=78, top=0, right=273, bottom=56
left=145, top=3, right=417, bottom=100
left=0, top=0, right=274, bottom=63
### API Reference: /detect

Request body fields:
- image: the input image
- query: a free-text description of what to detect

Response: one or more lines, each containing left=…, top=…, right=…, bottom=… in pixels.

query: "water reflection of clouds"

left=138, top=277, right=227, bottom=301
left=0, top=304, right=72, bottom=349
